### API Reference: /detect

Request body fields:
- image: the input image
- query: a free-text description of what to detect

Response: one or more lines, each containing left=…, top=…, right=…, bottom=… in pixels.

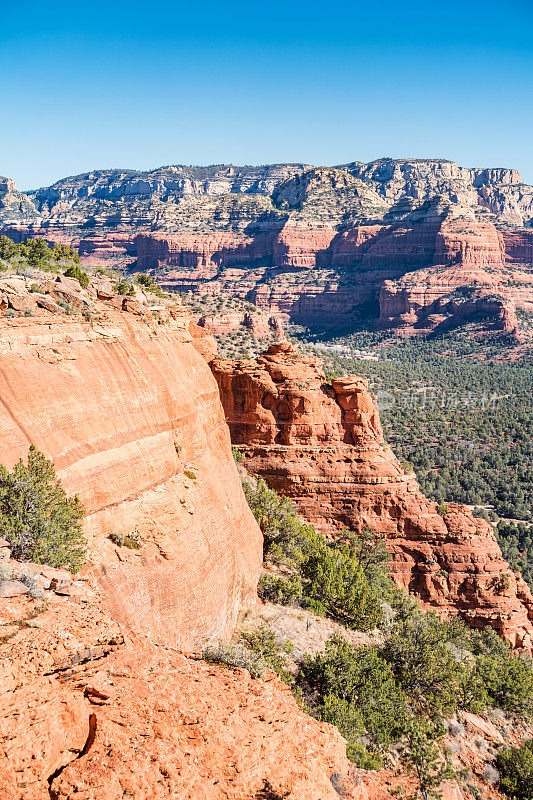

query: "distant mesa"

left=1, top=158, right=532, bottom=339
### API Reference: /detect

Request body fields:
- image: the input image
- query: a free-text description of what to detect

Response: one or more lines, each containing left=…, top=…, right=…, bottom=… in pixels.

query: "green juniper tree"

left=0, top=446, right=86, bottom=572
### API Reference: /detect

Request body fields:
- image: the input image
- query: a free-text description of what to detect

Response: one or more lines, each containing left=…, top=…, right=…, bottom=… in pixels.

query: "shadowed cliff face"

left=0, top=277, right=262, bottom=649
left=212, top=343, right=533, bottom=651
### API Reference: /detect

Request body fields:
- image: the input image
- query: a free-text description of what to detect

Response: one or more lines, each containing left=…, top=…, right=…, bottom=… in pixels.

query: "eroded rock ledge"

left=212, top=342, right=533, bottom=650
left=0, top=583, right=353, bottom=800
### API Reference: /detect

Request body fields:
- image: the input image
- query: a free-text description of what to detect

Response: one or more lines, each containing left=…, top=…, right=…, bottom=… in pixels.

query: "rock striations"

left=212, top=343, right=533, bottom=650
left=2, top=159, right=533, bottom=338
left=0, top=272, right=261, bottom=650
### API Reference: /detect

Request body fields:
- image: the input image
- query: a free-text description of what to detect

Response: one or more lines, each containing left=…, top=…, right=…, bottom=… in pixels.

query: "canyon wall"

left=212, top=343, right=533, bottom=650
left=129, top=216, right=533, bottom=333
left=0, top=275, right=262, bottom=650
left=3, top=160, right=533, bottom=337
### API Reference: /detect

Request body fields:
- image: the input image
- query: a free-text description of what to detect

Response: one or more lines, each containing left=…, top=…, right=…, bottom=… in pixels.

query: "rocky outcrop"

left=196, top=310, right=283, bottom=339
left=0, top=577, right=355, bottom=800
left=0, top=178, right=39, bottom=225
left=0, top=272, right=261, bottom=650
left=341, top=158, right=533, bottom=227
left=212, top=343, right=533, bottom=650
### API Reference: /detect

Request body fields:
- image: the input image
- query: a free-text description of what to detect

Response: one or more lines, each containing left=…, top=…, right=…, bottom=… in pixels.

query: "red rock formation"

left=131, top=214, right=533, bottom=336
left=272, top=225, right=337, bottom=268
left=212, top=343, right=533, bottom=650
left=435, top=220, right=505, bottom=268
left=0, top=275, right=261, bottom=650
left=502, top=229, right=533, bottom=264
left=135, top=231, right=276, bottom=270
left=196, top=310, right=283, bottom=339
left=0, top=584, right=354, bottom=800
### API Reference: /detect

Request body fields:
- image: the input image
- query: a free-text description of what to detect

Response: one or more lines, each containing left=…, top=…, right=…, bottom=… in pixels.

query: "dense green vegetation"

left=299, top=332, right=532, bottom=523
left=244, top=476, right=385, bottom=631
left=0, top=446, right=86, bottom=571
left=0, top=234, right=80, bottom=272
left=496, top=739, right=533, bottom=800
left=497, top=521, right=533, bottom=593
left=299, top=604, right=533, bottom=770
left=236, top=465, right=533, bottom=795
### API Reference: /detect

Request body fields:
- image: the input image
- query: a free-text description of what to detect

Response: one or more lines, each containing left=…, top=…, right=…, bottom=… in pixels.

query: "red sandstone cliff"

left=4, top=161, right=533, bottom=339
left=0, top=274, right=365, bottom=800
left=0, top=273, right=262, bottom=650
left=212, top=343, right=533, bottom=650
left=129, top=217, right=533, bottom=336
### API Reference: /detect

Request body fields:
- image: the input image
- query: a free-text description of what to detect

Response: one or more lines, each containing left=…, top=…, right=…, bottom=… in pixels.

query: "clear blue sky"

left=1, top=0, right=532, bottom=189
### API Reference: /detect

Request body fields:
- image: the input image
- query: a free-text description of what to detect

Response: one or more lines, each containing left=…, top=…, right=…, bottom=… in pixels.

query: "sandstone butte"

left=212, top=342, right=533, bottom=651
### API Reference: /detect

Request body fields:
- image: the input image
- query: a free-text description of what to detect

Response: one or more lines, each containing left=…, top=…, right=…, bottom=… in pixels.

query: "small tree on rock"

left=0, top=446, right=86, bottom=572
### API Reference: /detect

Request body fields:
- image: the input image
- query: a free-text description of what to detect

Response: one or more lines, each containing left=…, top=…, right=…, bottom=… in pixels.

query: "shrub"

left=242, top=477, right=383, bottom=631
left=242, top=477, right=306, bottom=562
left=63, top=264, right=89, bottom=289
left=399, top=715, right=454, bottom=800
left=184, top=469, right=196, bottom=480
left=114, top=279, right=135, bottom=296
left=203, top=641, right=267, bottom=678
left=52, top=243, right=80, bottom=264
left=258, top=573, right=303, bottom=605
left=135, top=273, right=164, bottom=298
left=0, top=235, right=17, bottom=260
left=109, top=529, right=142, bottom=549
left=20, top=573, right=45, bottom=600
left=124, top=529, right=142, bottom=549
left=0, top=446, right=86, bottom=572
left=57, top=299, right=76, bottom=315
left=240, top=624, right=293, bottom=682
left=496, top=739, right=533, bottom=800
left=353, top=525, right=395, bottom=600
left=231, top=446, right=245, bottom=464
left=381, top=613, right=463, bottom=718
left=301, top=634, right=408, bottom=766
left=475, top=650, right=533, bottom=720
left=301, top=534, right=383, bottom=630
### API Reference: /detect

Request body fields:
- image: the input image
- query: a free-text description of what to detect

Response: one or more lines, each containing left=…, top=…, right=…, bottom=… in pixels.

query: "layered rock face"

left=196, top=309, right=283, bottom=338
left=212, top=343, right=533, bottom=650
left=0, top=274, right=262, bottom=650
left=2, top=159, right=533, bottom=338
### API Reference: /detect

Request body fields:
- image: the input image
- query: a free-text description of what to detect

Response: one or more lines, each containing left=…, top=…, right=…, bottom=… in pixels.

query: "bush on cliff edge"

left=0, top=446, right=86, bottom=572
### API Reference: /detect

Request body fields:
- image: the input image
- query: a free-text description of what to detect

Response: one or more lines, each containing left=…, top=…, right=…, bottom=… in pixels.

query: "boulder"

left=0, top=580, right=29, bottom=598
